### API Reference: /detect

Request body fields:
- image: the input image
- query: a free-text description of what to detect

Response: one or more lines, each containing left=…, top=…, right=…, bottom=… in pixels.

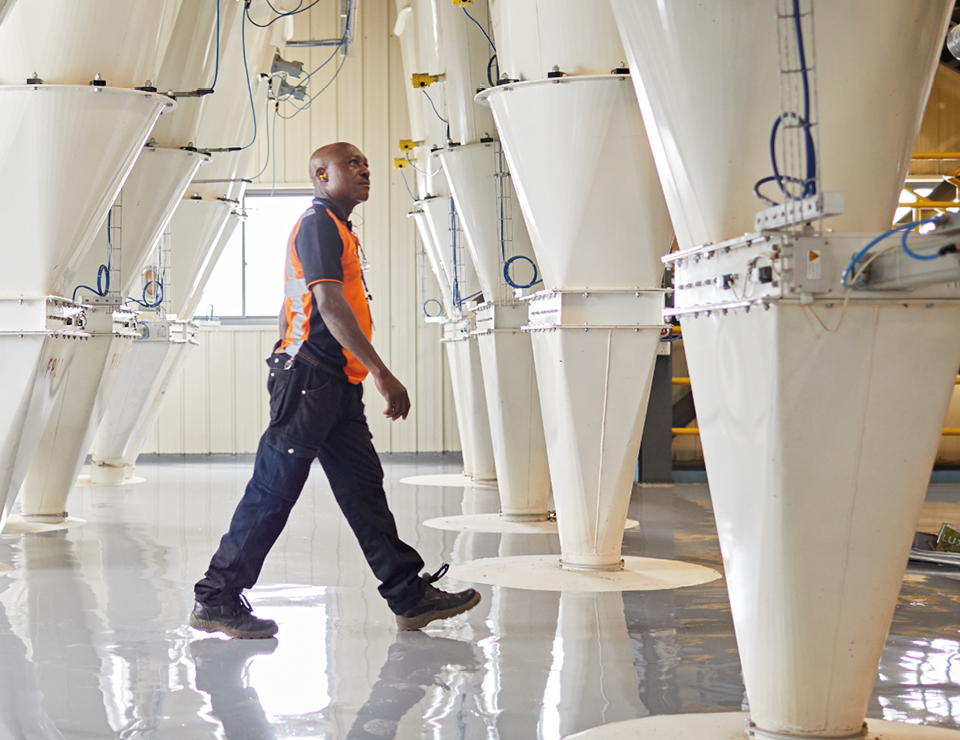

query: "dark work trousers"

left=194, top=352, right=426, bottom=614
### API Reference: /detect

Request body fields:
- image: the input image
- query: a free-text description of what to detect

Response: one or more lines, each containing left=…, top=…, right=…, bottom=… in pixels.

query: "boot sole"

left=189, top=612, right=279, bottom=639
left=396, top=591, right=482, bottom=631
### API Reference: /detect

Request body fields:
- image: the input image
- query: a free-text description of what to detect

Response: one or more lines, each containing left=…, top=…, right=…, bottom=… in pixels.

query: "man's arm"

left=279, top=305, right=288, bottom=341
left=311, top=282, right=410, bottom=420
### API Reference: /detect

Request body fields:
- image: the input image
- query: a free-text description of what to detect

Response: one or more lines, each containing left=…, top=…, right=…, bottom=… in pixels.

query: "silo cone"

left=89, top=197, right=230, bottom=484
left=442, top=328, right=475, bottom=477
left=166, top=197, right=234, bottom=318
left=0, top=80, right=169, bottom=521
left=613, top=0, right=956, bottom=735
left=410, top=207, right=454, bottom=315
left=440, top=142, right=550, bottom=520
left=420, top=195, right=496, bottom=482
left=443, top=319, right=497, bottom=484
left=0, top=300, right=86, bottom=532
left=0, top=0, right=15, bottom=30
left=478, top=0, right=673, bottom=569
left=21, top=306, right=138, bottom=520
left=89, top=323, right=189, bottom=484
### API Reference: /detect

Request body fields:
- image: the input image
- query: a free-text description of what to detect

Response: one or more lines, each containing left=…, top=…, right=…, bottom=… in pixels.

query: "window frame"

left=197, top=187, right=315, bottom=325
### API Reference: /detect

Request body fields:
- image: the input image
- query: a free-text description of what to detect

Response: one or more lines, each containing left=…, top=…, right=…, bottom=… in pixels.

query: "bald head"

left=310, top=142, right=371, bottom=216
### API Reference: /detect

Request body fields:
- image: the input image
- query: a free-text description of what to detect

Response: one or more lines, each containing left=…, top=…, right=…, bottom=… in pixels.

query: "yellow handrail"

left=912, top=153, right=960, bottom=160
left=674, top=428, right=960, bottom=437
left=672, top=377, right=960, bottom=386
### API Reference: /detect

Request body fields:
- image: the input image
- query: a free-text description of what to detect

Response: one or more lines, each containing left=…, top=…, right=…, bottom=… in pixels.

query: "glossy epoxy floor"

left=1, top=455, right=960, bottom=739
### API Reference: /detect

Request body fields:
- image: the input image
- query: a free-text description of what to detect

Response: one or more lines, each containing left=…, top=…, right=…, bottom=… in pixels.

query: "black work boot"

left=395, top=564, right=481, bottom=631
left=189, top=593, right=279, bottom=639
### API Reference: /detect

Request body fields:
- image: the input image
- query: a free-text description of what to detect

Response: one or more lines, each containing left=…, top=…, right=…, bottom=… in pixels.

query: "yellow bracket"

left=452, top=0, right=474, bottom=5
left=398, top=139, right=420, bottom=152
left=393, top=158, right=409, bottom=170
left=411, top=73, right=443, bottom=88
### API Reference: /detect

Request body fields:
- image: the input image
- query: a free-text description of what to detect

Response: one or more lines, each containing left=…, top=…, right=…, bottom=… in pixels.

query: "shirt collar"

left=313, top=198, right=352, bottom=231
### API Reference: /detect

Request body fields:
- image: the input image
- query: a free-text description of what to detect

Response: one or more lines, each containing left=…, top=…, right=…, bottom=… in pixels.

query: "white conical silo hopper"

left=441, top=142, right=549, bottom=519
left=478, top=0, right=673, bottom=568
left=396, top=0, right=496, bottom=482
left=0, top=0, right=182, bottom=88
left=434, top=0, right=550, bottom=520
left=0, top=1, right=174, bottom=524
left=613, top=1, right=958, bottom=737
left=0, top=300, right=88, bottom=532
left=20, top=305, right=139, bottom=520
left=0, top=0, right=16, bottom=30
left=89, top=320, right=196, bottom=484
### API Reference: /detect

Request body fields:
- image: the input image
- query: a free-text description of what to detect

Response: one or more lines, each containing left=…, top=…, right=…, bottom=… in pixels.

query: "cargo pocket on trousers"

left=266, top=355, right=298, bottom=428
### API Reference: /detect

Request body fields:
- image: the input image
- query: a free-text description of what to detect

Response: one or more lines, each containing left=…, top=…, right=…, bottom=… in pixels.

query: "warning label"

left=807, top=249, right=821, bottom=281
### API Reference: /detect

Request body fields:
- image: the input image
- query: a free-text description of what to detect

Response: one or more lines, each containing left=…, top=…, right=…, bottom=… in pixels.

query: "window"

left=198, top=190, right=315, bottom=320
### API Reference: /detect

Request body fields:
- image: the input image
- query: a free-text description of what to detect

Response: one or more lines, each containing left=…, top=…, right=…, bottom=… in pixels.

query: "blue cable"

left=792, top=0, right=815, bottom=195
left=462, top=7, right=495, bottom=51
left=450, top=199, right=461, bottom=306
left=399, top=168, right=416, bottom=200
left=753, top=0, right=817, bottom=205
left=127, top=281, right=164, bottom=309
left=841, top=217, right=940, bottom=287
left=210, top=0, right=220, bottom=90
left=423, top=298, right=443, bottom=318
left=240, top=14, right=258, bottom=150
left=249, top=95, right=275, bottom=180
left=277, top=36, right=349, bottom=119
left=245, top=0, right=322, bottom=28
left=422, top=88, right=448, bottom=123
left=272, top=1, right=353, bottom=120
left=270, top=100, right=279, bottom=195
left=422, top=88, right=450, bottom=141
left=486, top=53, right=498, bottom=87
left=503, top=255, right=540, bottom=289
left=73, top=210, right=113, bottom=301
left=900, top=221, right=942, bottom=261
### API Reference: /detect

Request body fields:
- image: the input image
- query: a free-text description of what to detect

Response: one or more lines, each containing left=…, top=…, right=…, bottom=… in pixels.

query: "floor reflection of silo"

left=541, top=592, right=647, bottom=739
left=20, top=532, right=114, bottom=736
left=0, top=571, right=64, bottom=739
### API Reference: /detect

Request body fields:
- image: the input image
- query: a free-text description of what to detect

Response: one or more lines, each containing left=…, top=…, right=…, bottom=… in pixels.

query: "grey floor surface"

left=0, top=453, right=958, bottom=739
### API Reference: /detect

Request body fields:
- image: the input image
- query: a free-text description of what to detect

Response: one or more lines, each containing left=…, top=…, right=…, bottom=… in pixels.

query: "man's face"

left=321, top=146, right=371, bottom=204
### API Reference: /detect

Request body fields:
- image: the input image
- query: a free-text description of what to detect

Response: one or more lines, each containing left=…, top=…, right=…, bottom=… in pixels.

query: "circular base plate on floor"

left=564, top=713, right=960, bottom=739
left=0, top=563, right=11, bottom=574
left=448, top=554, right=721, bottom=593
left=2, top=516, right=87, bottom=535
left=76, top=474, right=146, bottom=487
left=424, top=513, right=639, bottom=535
left=400, top=474, right=497, bottom=488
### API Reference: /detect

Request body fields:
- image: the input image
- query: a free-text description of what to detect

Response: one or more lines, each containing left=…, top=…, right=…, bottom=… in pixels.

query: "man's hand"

left=374, top=369, right=410, bottom=420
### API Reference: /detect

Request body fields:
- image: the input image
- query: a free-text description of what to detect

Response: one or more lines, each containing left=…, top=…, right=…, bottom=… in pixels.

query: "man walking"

left=190, top=142, right=480, bottom=638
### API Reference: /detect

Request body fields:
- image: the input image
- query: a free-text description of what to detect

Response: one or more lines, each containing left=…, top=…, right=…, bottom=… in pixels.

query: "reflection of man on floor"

left=191, top=638, right=277, bottom=740
left=347, top=631, right=480, bottom=740
left=190, top=143, right=480, bottom=639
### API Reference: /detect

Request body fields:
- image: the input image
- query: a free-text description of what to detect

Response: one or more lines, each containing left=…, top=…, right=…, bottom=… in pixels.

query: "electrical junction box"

left=664, top=229, right=960, bottom=324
